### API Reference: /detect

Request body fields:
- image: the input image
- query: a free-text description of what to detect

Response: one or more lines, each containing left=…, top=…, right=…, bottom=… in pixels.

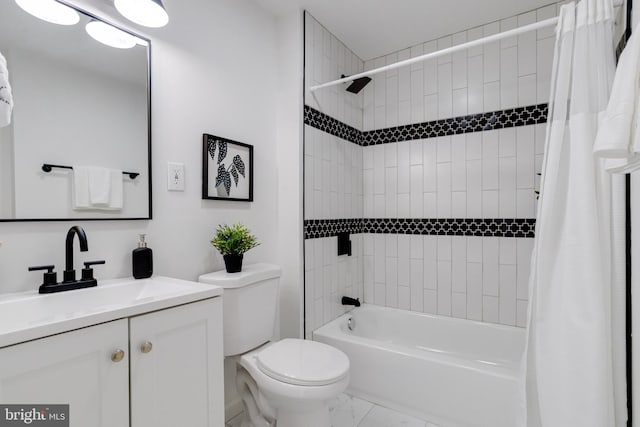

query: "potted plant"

left=211, top=223, right=259, bottom=273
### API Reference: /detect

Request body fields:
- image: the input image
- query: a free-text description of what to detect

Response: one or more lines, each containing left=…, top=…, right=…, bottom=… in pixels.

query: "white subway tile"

left=424, top=42, right=438, bottom=94
left=437, top=136, right=452, bottom=162
left=437, top=236, right=452, bottom=260
left=374, top=282, right=386, bottom=306
left=386, top=52, right=399, bottom=77
left=398, top=257, right=410, bottom=287
left=466, top=159, right=482, bottom=193
left=386, top=75, right=399, bottom=127
left=411, top=44, right=424, bottom=70
left=499, top=128, right=516, bottom=157
left=518, top=74, right=537, bottom=106
left=438, top=63, right=453, bottom=118
left=374, top=194, right=385, bottom=217
left=410, top=140, right=423, bottom=165
left=499, top=156, right=517, bottom=191
left=483, top=295, right=500, bottom=323
left=467, top=237, right=483, bottom=263
left=398, top=286, right=411, bottom=310
left=517, top=126, right=535, bottom=189
left=423, top=290, right=438, bottom=314
left=452, top=293, right=467, bottom=319
left=500, top=16, right=518, bottom=48
left=467, top=190, right=482, bottom=217
left=537, top=37, right=554, bottom=103
left=384, top=143, right=398, bottom=168
left=484, top=81, right=501, bottom=111
left=386, top=234, right=398, bottom=257
left=467, top=26, right=484, bottom=57
left=500, top=46, right=518, bottom=108
left=424, top=236, right=438, bottom=290
left=517, top=189, right=536, bottom=218
left=411, top=69, right=425, bottom=123
left=517, top=238, right=534, bottom=299
left=535, top=123, right=546, bottom=155
left=452, top=236, right=467, bottom=293
left=397, top=194, right=410, bottom=217
left=386, top=259, right=398, bottom=308
left=437, top=261, right=452, bottom=315
left=364, top=255, right=374, bottom=301
left=483, top=237, right=500, bottom=296
left=437, top=36, right=453, bottom=64
left=500, top=238, right=517, bottom=265
left=423, top=140, right=437, bottom=192
left=399, top=49, right=411, bottom=102
left=423, top=192, right=437, bottom=217
left=437, top=163, right=452, bottom=217
left=424, top=94, right=438, bottom=121
left=364, top=234, right=374, bottom=256
left=453, top=88, right=468, bottom=116
left=410, top=259, right=424, bottom=312
left=483, top=190, right=500, bottom=217
left=410, top=235, right=424, bottom=259
left=466, top=133, right=482, bottom=160
left=537, top=4, right=558, bottom=39
left=397, top=141, right=411, bottom=193
left=398, top=235, right=410, bottom=259
left=499, top=265, right=517, bottom=326
left=499, top=188, right=517, bottom=217
left=482, top=131, right=500, bottom=190
left=468, top=55, right=484, bottom=114
left=452, top=43, right=468, bottom=89
left=483, top=24, right=500, bottom=82
left=452, top=135, right=467, bottom=191
left=467, top=262, right=483, bottom=320
left=373, top=145, right=385, bottom=194
left=452, top=191, right=467, bottom=217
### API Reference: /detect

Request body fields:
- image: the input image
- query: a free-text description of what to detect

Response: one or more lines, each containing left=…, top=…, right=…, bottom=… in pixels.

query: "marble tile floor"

left=226, top=393, right=441, bottom=427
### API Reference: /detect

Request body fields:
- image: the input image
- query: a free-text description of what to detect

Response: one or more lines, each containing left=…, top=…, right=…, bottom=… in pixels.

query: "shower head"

left=341, top=74, right=372, bottom=94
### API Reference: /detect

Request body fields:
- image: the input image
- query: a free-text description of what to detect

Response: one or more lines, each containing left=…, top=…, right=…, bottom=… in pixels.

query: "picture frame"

left=202, top=134, right=253, bottom=201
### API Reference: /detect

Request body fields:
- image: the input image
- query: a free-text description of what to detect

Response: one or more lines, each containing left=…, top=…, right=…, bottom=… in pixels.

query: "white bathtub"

left=313, top=304, right=525, bottom=427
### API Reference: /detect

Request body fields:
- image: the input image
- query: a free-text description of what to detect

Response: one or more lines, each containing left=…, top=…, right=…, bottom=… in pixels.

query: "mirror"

left=0, top=1, right=150, bottom=221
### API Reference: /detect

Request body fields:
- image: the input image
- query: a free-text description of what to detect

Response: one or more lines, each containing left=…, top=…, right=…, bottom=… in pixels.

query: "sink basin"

left=0, top=276, right=222, bottom=348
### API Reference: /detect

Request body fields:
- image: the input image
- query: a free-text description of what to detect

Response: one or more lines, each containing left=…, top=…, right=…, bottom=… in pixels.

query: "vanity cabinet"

left=0, top=297, right=223, bottom=427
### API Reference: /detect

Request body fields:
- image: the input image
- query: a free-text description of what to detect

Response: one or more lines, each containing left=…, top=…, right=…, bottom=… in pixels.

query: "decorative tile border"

left=304, top=218, right=536, bottom=239
left=303, top=105, right=362, bottom=144
left=303, top=104, right=548, bottom=147
left=304, top=218, right=363, bottom=239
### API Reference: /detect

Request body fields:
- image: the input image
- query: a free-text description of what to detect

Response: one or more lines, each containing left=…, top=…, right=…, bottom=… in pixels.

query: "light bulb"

left=15, top=0, right=80, bottom=26
left=114, top=0, right=169, bottom=28
left=85, top=20, right=137, bottom=49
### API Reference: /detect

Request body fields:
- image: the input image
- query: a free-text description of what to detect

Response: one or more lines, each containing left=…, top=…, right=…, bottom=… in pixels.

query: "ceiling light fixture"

left=114, top=0, right=169, bottom=28
left=14, top=0, right=80, bottom=26
left=85, top=20, right=137, bottom=49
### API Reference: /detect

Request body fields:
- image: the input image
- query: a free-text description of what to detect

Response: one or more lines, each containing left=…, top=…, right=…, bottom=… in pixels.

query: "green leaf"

left=210, top=223, right=260, bottom=255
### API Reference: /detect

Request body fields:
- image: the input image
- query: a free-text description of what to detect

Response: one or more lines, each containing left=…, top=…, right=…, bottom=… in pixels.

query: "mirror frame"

left=0, top=1, right=152, bottom=222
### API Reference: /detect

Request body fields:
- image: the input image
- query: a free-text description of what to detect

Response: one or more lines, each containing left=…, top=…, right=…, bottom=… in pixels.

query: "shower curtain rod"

left=309, top=0, right=624, bottom=93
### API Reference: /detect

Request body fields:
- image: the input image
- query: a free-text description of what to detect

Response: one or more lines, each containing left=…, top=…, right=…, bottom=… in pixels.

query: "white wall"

left=10, top=48, right=148, bottom=219
left=0, top=0, right=282, bottom=297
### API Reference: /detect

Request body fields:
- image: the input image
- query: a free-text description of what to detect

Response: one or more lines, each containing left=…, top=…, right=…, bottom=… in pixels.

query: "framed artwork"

left=202, top=134, right=253, bottom=201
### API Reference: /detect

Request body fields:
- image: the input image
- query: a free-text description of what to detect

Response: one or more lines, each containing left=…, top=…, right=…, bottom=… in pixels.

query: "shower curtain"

left=521, top=0, right=627, bottom=426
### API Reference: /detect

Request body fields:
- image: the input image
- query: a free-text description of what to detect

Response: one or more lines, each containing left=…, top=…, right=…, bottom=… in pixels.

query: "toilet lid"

left=256, top=339, right=350, bottom=386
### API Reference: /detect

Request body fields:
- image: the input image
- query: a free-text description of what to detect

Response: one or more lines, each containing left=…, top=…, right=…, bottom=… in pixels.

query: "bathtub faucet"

left=341, top=296, right=361, bottom=307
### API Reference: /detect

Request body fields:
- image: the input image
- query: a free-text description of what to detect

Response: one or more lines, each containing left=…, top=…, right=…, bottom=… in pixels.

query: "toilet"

left=199, top=263, right=350, bottom=427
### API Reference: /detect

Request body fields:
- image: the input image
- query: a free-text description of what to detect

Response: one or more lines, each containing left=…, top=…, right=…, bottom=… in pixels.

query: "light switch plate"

left=167, top=162, right=185, bottom=191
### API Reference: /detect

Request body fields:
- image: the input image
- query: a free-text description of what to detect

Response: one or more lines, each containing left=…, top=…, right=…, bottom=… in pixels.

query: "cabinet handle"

left=140, top=341, right=153, bottom=354
left=111, top=349, right=125, bottom=363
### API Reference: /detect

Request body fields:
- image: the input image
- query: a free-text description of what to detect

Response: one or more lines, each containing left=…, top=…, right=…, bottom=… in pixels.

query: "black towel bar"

left=42, top=164, right=139, bottom=180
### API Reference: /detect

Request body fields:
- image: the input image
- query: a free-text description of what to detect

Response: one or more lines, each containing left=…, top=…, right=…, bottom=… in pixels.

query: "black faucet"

left=342, top=296, right=361, bottom=307
left=64, top=225, right=88, bottom=283
left=29, top=226, right=105, bottom=294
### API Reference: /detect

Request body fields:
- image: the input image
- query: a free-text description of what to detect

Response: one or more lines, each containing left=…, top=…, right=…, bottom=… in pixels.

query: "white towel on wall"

left=73, top=166, right=123, bottom=210
left=0, top=51, right=14, bottom=128
left=594, top=23, right=640, bottom=172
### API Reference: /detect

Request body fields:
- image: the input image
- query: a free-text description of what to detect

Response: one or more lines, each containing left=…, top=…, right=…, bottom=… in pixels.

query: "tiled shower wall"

left=303, top=13, right=365, bottom=338
left=304, top=4, right=559, bottom=337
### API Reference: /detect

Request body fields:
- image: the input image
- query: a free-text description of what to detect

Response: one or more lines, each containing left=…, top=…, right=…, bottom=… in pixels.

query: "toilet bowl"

left=198, top=263, right=350, bottom=427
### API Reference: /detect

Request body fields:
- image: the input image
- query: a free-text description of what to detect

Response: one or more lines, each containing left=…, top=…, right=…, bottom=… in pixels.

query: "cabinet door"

left=130, top=298, right=223, bottom=427
left=0, top=320, right=129, bottom=427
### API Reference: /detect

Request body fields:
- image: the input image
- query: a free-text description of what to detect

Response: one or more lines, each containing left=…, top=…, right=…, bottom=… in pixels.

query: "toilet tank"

left=199, top=263, right=281, bottom=356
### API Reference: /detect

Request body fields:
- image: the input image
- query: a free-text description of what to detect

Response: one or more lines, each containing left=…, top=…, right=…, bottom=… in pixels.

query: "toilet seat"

left=255, top=339, right=350, bottom=386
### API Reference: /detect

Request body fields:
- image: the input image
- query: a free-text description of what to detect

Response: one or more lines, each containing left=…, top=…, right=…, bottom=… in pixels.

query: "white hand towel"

left=89, top=167, right=112, bottom=205
left=72, top=166, right=91, bottom=209
left=72, top=166, right=123, bottom=210
left=0, top=51, right=14, bottom=129
left=594, top=23, right=640, bottom=172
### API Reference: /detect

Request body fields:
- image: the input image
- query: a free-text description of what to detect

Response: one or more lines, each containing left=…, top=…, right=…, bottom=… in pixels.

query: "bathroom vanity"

left=0, top=277, right=224, bottom=427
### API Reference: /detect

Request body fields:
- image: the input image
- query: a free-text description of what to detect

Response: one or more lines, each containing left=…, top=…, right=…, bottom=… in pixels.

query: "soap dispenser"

left=132, top=234, right=153, bottom=279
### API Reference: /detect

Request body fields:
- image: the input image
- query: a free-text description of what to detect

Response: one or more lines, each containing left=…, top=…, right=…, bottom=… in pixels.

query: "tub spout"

left=342, top=296, right=361, bottom=307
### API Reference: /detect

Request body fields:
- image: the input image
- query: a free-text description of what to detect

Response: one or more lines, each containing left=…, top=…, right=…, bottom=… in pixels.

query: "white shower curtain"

left=521, top=0, right=626, bottom=426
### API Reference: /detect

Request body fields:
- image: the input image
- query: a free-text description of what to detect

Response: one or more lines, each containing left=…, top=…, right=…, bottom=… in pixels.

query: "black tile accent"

left=304, top=218, right=536, bottom=239
left=304, top=105, right=362, bottom=145
left=303, top=104, right=548, bottom=147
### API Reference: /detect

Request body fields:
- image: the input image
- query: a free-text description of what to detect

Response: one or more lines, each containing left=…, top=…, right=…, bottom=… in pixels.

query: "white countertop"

left=0, top=276, right=222, bottom=348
